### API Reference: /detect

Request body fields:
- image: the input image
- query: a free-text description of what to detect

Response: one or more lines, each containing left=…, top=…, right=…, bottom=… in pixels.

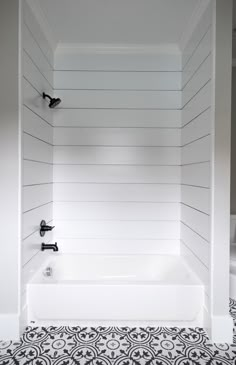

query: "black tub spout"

left=41, top=242, right=59, bottom=252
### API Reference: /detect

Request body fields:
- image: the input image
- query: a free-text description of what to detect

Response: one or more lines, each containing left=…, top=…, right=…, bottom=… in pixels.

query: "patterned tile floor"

left=1, top=300, right=236, bottom=365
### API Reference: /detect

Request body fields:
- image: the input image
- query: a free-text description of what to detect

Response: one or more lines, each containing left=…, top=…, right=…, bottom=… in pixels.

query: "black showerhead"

left=43, top=92, right=61, bottom=108
left=49, top=97, right=61, bottom=108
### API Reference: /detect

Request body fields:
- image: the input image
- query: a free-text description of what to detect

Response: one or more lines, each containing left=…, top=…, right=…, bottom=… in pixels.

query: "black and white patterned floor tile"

left=1, top=300, right=236, bottom=365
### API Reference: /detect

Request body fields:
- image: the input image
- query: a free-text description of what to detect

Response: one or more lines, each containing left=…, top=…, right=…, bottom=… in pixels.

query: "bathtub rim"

left=29, top=253, right=204, bottom=286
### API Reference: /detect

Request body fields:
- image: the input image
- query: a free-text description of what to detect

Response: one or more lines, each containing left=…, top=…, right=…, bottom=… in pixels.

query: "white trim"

left=18, top=0, right=23, bottom=330
left=0, top=314, right=20, bottom=340
left=179, top=0, right=211, bottom=52
left=203, top=307, right=210, bottom=334
left=25, top=0, right=57, bottom=51
left=20, top=305, right=28, bottom=335
left=55, top=43, right=181, bottom=56
left=210, top=0, right=233, bottom=343
left=209, top=315, right=233, bottom=343
left=203, top=305, right=233, bottom=343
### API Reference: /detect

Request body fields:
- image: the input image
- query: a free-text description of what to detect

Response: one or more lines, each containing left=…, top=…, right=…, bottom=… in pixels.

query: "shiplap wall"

left=22, top=2, right=54, bottom=300
left=181, top=2, right=212, bottom=296
left=53, top=51, right=182, bottom=253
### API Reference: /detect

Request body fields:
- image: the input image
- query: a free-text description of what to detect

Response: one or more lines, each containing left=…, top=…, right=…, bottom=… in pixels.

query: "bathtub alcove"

left=22, top=0, right=233, bottom=342
left=0, top=0, right=233, bottom=342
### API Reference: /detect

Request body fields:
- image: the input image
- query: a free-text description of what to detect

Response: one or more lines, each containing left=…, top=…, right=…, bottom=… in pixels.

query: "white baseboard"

left=209, top=315, right=234, bottom=343
left=0, top=314, right=20, bottom=340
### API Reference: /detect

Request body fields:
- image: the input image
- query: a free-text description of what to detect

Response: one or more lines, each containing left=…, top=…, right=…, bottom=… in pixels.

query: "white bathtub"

left=28, top=254, right=204, bottom=326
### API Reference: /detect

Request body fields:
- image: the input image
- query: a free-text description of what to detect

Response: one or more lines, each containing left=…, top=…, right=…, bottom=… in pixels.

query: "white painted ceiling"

left=38, top=0, right=202, bottom=46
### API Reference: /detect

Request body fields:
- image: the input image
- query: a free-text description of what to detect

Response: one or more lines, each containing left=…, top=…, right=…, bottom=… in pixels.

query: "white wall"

left=0, top=0, right=21, bottom=340
left=21, top=1, right=54, bottom=314
left=181, top=0, right=212, bottom=301
left=53, top=50, right=182, bottom=254
left=231, top=67, right=236, bottom=214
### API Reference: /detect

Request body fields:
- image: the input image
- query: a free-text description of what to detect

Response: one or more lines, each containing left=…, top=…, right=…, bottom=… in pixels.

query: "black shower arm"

left=42, top=92, right=52, bottom=101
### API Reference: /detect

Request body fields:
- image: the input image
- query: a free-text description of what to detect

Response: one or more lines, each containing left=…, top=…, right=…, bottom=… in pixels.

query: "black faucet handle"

left=40, top=220, right=55, bottom=237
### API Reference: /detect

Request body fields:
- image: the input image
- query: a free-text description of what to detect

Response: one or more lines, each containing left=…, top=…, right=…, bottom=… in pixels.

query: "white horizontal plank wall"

left=181, top=0, right=233, bottom=342
left=53, top=49, right=181, bottom=254
left=22, top=1, right=54, bottom=300
left=181, top=1, right=212, bottom=304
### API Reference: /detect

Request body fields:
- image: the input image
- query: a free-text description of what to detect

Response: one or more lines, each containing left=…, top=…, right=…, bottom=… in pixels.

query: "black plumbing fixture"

left=41, top=242, right=59, bottom=252
left=42, top=92, right=61, bottom=108
left=40, top=220, right=55, bottom=237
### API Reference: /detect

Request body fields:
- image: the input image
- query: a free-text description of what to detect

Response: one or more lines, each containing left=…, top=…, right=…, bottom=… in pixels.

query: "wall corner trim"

left=25, top=0, right=57, bottom=51
left=179, top=0, right=212, bottom=52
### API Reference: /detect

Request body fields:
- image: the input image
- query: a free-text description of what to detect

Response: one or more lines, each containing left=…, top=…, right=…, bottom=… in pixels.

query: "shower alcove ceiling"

left=0, top=0, right=233, bottom=342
